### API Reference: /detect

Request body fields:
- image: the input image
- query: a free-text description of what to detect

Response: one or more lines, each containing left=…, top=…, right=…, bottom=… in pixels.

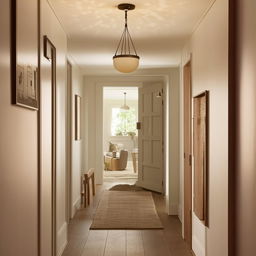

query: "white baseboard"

left=57, top=222, right=68, bottom=256
left=192, top=235, right=205, bottom=256
left=72, top=196, right=81, bottom=218
left=168, top=203, right=179, bottom=215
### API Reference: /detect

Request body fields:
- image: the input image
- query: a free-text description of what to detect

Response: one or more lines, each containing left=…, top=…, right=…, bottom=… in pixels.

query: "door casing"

left=183, top=61, right=192, bottom=248
left=66, top=60, right=72, bottom=223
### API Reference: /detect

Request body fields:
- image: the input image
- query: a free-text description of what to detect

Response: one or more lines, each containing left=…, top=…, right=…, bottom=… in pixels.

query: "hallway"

left=62, top=180, right=192, bottom=256
left=2, top=0, right=256, bottom=256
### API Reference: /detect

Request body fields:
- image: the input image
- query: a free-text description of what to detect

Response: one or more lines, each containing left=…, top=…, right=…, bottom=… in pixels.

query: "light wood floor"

left=62, top=180, right=193, bottom=256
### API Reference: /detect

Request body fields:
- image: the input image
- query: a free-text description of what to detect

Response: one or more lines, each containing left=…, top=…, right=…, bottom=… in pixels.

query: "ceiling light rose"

left=113, top=3, right=140, bottom=73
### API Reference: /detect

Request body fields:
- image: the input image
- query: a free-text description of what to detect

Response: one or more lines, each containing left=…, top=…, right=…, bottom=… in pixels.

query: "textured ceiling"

left=48, top=0, right=214, bottom=70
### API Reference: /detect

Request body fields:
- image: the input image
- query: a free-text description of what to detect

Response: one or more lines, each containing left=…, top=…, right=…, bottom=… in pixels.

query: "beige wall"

left=0, top=0, right=83, bottom=255
left=40, top=0, right=68, bottom=254
left=0, top=1, right=38, bottom=256
left=69, top=59, right=84, bottom=217
left=41, top=1, right=83, bottom=255
left=168, top=68, right=180, bottom=215
left=181, top=0, right=228, bottom=255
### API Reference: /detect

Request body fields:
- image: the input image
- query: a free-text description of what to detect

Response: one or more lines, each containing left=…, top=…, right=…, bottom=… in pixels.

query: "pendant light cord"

left=114, top=8, right=138, bottom=57
left=125, top=10, right=128, bottom=27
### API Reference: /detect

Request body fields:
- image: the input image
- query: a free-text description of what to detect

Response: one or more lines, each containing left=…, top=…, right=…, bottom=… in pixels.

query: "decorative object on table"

left=127, top=131, right=136, bottom=148
left=131, top=151, right=138, bottom=173
left=193, top=90, right=209, bottom=226
left=112, top=151, right=117, bottom=158
left=113, top=3, right=140, bottom=73
left=120, top=92, right=130, bottom=110
left=11, top=0, right=39, bottom=110
left=75, top=95, right=81, bottom=140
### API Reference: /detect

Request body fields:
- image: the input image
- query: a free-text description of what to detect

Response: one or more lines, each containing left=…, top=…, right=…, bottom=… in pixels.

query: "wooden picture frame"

left=193, top=90, right=209, bottom=226
left=75, top=95, right=81, bottom=140
left=11, top=0, right=39, bottom=110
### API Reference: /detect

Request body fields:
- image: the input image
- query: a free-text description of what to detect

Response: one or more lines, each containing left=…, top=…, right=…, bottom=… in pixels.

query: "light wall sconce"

left=156, top=91, right=162, bottom=98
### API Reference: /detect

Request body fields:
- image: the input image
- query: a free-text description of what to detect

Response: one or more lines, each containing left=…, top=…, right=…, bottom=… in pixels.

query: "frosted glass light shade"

left=120, top=104, right=130, bottom=110
left=113, top=55, right=139, bottom=73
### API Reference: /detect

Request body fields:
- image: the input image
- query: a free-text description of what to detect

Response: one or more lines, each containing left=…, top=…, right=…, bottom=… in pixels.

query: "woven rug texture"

left=90, top=191, right=163, bottom=229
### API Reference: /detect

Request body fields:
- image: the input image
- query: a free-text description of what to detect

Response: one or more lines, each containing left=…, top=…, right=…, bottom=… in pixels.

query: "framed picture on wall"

left=11, top=0, right=39, bottom=110
left=193, top=90, right=209, bottom=226
left=75, top=95, right=81, bottom=140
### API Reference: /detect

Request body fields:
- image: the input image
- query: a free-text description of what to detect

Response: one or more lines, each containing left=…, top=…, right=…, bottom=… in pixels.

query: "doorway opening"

left=102, top=87, right=139, bottom=182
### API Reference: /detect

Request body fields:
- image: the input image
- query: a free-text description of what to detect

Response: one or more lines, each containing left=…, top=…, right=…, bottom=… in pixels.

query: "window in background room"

left=111, top=107, right=137, bottom=136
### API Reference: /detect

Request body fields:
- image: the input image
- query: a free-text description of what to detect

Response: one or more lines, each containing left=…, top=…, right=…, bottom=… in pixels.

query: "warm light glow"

left=113, top=55, right=139, bottom=73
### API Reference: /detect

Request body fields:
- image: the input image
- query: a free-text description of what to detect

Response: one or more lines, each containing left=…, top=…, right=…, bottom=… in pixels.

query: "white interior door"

left=137, top=82, right=163, bottom=193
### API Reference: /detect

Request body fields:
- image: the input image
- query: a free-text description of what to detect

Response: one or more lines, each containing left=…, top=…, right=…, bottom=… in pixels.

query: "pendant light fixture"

left=113, top=3, right=140, bottom=73
left=120, top=92, right=130, bottom=110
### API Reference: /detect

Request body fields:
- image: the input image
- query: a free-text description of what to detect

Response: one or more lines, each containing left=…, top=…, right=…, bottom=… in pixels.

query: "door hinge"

left=189, top=154, right=192, bottom=166
left=136, top=122, right=141, bottom=130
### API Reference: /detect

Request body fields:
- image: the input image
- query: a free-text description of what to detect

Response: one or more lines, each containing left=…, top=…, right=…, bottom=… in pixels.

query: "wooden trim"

left=43, top=35, right=57, bottom=256
left=191, top=250, right=197, bottom=256
left=193, top=91, right=208, bottom=98
left=10, top=0, right=16, bottom=105
left=183, top=60, right=192, bottom=248
left=228, top=0, right=237, bottom=255
left=66, top=60, right=72, bottom=223
left=37, top=0, right=41, bottom=255
left=74, top=94, right=81, bottom=140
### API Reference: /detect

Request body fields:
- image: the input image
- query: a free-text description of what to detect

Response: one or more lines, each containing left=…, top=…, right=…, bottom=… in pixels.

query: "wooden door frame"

left=43, top=35, right=57, bottom=256
left=66, top=60, right=72, bottom=223
left=183, top=60, right=192, bottom=248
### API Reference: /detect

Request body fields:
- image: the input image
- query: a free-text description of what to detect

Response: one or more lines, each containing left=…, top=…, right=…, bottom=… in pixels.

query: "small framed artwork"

left=11, top=0, right=39, bottom=110
left=15, top=65, right=38, bottom=109
left=75, top=95, right=81, bottom=140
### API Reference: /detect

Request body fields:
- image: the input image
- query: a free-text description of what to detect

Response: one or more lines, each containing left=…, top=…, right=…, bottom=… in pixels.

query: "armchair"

left=104, top=150, right=128, bottom=171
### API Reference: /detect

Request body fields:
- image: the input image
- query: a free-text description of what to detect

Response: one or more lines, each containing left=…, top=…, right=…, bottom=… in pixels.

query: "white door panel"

left=138, top=82, right=163, bottom=193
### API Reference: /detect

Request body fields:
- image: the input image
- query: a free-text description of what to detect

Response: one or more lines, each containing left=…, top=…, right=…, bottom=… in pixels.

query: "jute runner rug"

left=90, top=191, right=163, bottom=229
